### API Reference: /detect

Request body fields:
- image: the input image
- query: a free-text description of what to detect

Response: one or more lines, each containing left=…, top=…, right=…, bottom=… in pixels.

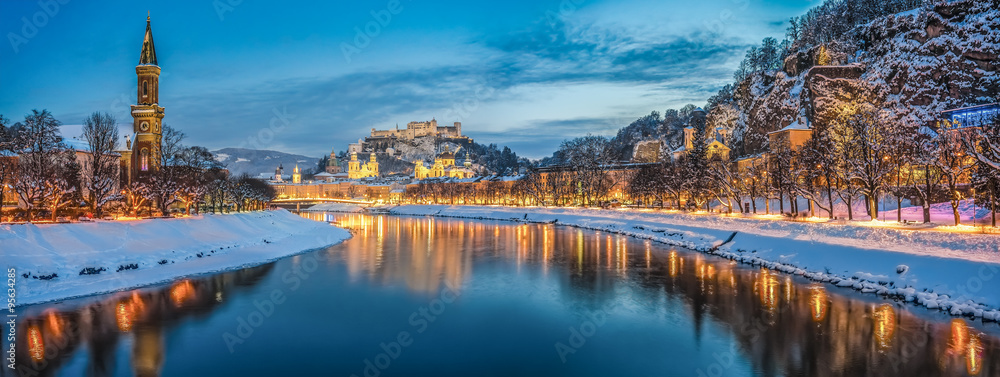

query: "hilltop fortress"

left=350, top=118, right=474, bottom=157
left=369, top=119, right=466, bottom=141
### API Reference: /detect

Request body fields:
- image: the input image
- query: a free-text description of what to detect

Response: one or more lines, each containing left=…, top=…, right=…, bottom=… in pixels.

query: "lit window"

left=140, top=148, right=149, bottom=171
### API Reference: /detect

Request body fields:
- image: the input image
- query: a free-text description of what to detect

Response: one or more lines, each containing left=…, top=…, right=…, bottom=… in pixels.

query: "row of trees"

left=0, top=109, right=275, bottom=222
left=626, top=88, right=1000, bottom=226
left=408, top=92, right=998, bottom=226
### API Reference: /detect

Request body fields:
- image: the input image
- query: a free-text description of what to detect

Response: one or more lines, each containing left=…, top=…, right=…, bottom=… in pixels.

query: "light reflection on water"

left=6, top=213, right=999, bottom=377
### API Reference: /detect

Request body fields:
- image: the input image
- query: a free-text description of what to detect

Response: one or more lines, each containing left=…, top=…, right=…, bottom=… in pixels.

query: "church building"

left=120, top=15, right=165, bottom=183
left=348, top=152, right=380, bottom=179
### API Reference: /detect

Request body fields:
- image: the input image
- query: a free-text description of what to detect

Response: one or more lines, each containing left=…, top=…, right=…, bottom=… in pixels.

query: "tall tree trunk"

left=827, top=185, right=834, bottom=219
left=952, top=200, right=961, bottom=226
left=897, top=197, right=902, bottom=222
left=869, top=194, right=879, bottom=221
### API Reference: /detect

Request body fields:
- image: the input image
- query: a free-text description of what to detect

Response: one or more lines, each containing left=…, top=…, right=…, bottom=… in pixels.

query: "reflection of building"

left=348, top=152, right=379, bottom=179
left=132, top=327, right=164, bottom=377
left=13, top=263, right=276, bottom=376
left=120, top=15, right=165, bottom=182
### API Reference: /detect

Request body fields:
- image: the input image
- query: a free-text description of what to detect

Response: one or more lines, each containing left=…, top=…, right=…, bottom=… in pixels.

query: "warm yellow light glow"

left=809, top=286, right=828, bottom=323
left=45, top=311, right=62, bottom=338
left=758, top=269, right=779, bottom=314
left=668, top=250, right=679, bottom=277
left=873, top=304, right=896, bottom=351
left=28, top=325, right=44, bottom=362
left=117, top=301, right=135, bottom=332
left=170, top=280, right=195, bottom=307
left=951, top=319, right=970, bottom=354
left=967, top=333, right=984, bottom=375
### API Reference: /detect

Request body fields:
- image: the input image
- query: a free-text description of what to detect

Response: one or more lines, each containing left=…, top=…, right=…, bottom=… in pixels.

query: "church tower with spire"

left=129, top=13, right=165, bottom=178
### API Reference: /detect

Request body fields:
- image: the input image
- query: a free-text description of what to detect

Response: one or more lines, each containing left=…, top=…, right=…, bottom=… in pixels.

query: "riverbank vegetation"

left=0, top=110, right=275, bottom=223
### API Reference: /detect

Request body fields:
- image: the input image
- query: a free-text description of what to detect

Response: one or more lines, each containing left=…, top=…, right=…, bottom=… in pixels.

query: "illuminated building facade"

left=348, top=152, right=380, bottom=179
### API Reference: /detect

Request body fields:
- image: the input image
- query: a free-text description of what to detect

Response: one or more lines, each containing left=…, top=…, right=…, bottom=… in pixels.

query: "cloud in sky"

left=0, top=0, right=814, bottom=161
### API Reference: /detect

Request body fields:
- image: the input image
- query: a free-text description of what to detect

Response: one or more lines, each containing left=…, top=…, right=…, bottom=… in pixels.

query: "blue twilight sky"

left=0, top=0, right=814, bottom=159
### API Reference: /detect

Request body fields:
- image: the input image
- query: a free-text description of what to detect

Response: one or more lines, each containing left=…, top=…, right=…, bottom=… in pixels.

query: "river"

left=4, top=213, right=998, bottom=376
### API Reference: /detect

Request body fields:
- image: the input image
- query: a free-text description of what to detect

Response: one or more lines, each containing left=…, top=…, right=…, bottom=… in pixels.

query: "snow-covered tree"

left=830, top=105, right=900, bottom=220
left=43, top=150, right=82, bottom=221
left=792, top=127, right=837, bottom=218
left=933, top=121, right=977, bottom=225
left=767, top=139, right=797, bottom=215
left=0, top=114, right=14, bottom=215
left=11, top=110, right=67, bottom=221
left=557, top=135, right=615, bottom=205
left=82, top=112, right=119, bottom=217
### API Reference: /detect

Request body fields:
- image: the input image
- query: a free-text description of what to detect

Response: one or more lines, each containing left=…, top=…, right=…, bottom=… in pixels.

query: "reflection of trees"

left=13, top=263, right=275, bottom=377
left=332, top=214, right=998, bottom=377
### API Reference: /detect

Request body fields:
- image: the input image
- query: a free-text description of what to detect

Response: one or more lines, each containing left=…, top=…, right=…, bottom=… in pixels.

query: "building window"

left=140, top=148, right=149, bottom=171
left=143, top=81, right=148, bottom=97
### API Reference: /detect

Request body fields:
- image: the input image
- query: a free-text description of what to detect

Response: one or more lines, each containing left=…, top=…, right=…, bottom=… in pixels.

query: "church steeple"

left=139, top=15, right=157, bottom=65
left=139, top=14, right=157, bottom=66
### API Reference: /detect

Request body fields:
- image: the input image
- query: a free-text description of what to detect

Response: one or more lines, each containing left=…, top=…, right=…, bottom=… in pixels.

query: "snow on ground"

left=2, top=209, right=350, bottom=307
left=878, top=200, right=993, bottom=224
left=381, top=205, right=1000, bottom=321
left=726, top=197, right=991, bottom=224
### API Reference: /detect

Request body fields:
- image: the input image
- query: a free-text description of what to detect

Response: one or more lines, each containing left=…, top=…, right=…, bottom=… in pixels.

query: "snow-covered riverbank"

left=357, top=205, right=1000, bottom=321
left=2, top=209, right=350, bottom=307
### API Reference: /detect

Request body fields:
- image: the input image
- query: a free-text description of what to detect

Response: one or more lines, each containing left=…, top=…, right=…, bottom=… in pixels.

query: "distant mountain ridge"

left=212, top=147, right=317, bottom=178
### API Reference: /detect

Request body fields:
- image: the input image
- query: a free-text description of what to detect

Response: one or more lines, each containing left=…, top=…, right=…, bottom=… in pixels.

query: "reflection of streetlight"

left=873, top=304, right=895, bottom=351
left=967, top=332, right=984, bottom=375
left=809, top=286, right=828, bottom=323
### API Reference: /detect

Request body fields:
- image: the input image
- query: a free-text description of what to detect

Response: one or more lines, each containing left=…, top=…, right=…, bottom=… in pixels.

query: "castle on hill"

left=369, top=119, right=464, bottom=141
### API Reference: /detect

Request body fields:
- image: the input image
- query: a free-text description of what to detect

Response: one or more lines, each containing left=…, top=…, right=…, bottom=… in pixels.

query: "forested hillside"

left=567, top=0, right=998, bottom=162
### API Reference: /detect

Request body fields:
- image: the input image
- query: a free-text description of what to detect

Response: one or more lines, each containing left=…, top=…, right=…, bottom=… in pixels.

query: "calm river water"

left=5, top=213, right=999, bottom=377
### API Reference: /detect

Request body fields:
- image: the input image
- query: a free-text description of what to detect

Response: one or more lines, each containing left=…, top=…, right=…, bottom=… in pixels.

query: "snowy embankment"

left=2, top=210, right=350, bottom=307
left=383, top=205, right=1000, bottom=321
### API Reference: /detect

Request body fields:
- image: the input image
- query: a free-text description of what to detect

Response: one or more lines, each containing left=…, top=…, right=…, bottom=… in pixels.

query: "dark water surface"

left=5, top=213, right=999, bottom=377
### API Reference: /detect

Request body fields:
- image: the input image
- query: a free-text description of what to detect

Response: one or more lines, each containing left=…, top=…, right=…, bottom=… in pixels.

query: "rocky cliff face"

left=735, top=0, right=998, bottom=156
left=861, top=0, right=999, bottom=127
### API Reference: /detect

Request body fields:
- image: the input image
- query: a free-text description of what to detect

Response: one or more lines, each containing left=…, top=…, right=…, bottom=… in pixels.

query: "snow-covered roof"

left=768, top=120, right=811, bottom=134
left=64, top=138, right=91, bottom=152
